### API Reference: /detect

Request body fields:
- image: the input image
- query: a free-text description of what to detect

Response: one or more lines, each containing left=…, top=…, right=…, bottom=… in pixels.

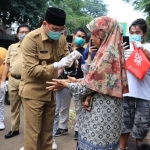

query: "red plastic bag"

left=126, top=43, right=150, bottom=80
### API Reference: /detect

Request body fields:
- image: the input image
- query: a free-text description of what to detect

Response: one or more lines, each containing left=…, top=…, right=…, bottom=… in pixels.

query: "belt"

left=11, top=74, right=21, bottom=79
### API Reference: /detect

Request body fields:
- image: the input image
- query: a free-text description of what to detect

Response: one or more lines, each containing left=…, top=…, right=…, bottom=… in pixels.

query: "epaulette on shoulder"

left=28, top=28, right=41, bottom=38
left=9, top=42, right=20, bottom=48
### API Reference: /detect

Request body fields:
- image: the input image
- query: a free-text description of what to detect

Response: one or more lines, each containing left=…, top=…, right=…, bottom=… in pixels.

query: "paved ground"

left=0, top=99, right=150, bottom=150
left=0, top=101, right=77, bottom=150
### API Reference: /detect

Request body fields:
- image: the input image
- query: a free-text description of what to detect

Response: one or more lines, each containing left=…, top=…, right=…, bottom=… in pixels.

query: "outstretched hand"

left=46, top=79, right=68, bottom=91
left=46, top=76, right=80, bottom=91
left=67, top=76, right=80, bottom=82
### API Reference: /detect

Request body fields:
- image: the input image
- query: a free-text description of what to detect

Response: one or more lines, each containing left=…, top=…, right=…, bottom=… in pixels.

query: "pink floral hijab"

left=81, top=16, right=128, bottom=98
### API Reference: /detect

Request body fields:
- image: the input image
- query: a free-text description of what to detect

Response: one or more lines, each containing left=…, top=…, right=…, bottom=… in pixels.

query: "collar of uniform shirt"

left=40, top=26, right=53, bottom=42
left=16, top=42, right=21, bottom=48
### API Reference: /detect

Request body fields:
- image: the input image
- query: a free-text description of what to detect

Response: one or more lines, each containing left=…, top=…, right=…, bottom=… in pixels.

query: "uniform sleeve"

left=5, top=46, right=11, bottom=64
left=59, top=35, right=70, bottom=58
left=21, top=36, right=56, bottom=78
left=63, top=44, right=70, bottom=57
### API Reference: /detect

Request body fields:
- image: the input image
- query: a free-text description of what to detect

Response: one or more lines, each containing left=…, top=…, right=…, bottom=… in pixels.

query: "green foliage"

left=49, top=0, right=108, bottom=34
left=0, top=0, right=49, bottom=29
left=84, top=0, right=108, bottom=17
left=0, top=0, right=108, bottom=34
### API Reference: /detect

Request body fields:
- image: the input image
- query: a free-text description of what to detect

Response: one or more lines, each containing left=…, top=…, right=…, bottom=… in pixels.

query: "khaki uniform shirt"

left=5, top=42, right=22, bottom=76
left=19, top=26, right=69, bottom=101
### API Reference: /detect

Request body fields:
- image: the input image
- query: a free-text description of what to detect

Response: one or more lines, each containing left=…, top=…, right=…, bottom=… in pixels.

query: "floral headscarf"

left=81, top=16, right=128, bottom=98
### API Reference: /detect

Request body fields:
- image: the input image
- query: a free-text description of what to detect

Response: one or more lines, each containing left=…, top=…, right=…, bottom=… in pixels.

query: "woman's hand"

left=86, top=46, right=97, bottom=64
left=46, top=79, right=68, bottom=91
left=82, top=95, right=92, bottom=111
left=67, top=76, right=80, bottom=82
left=46, top=76, right=80, bottom=91
left=89, top=46, right=98, bottom=54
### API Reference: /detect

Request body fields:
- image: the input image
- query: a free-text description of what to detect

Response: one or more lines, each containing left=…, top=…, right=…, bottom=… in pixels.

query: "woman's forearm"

left=86, top=52, right=93, bottom=64
left=67, top=82, right=94, bottom=100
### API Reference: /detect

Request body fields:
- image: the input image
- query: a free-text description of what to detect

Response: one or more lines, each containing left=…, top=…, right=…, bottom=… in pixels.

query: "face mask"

left=19, top=33, right=26, bottom=41
left=46, top=24, right=62, bottom=40
left=74, top=37, right=85, bottom=47
left=130, top=34, right=142, bottom=42
left=47, top=31, right=61, bottom=40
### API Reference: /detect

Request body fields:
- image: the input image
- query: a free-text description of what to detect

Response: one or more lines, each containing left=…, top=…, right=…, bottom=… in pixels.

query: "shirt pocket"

left=38, top=50, right=51, bottom=60
left=10, top=50, right=18, bottom=62
left=55, top=47, right=65, bottom=62
left=38, top=50, right=53, bottom=65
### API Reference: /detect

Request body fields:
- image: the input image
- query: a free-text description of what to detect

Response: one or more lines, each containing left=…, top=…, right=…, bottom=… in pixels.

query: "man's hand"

left=122, top=42, right=129, bottom=50
left=134, top=41, right=144, bottom=50
left=0, top=82, right=7, bottom=94
left=67, top=50, right=82, bottom=60
left=57, top=68, right=64, bottom=77
left=54, top=57, right=73, bottom=70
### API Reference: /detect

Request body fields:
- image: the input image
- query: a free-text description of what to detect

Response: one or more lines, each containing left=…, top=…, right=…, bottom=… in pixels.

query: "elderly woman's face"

left=90, top=29, right=105, bottom=48
left=90, top=34, right=101, bottom=48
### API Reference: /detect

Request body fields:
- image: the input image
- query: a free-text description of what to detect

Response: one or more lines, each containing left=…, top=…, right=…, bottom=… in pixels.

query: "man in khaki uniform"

left=19, top=7, right=81, bottom=150
left=1, top=24, right=31, bottom=138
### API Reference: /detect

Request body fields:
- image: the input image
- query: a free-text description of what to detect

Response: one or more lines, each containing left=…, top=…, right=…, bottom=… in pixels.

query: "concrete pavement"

left=0, top=100, right=77, bottom=150
left=0, top=99, right=150, bottom=150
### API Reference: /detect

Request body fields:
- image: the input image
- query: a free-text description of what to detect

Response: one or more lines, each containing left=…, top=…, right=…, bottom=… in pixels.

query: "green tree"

left=0, top=0, right=108, bottom=34
left=49, top=0, right=108, bottom=34
left=48, top=0, right=92, bottom=34
left=84, top=0, right=108, bottom=17
left=0, top=0, right=56, bottom=29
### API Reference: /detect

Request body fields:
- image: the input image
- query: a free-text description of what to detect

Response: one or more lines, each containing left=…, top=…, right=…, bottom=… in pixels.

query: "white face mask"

left=19, top=33, right=26, bottom=41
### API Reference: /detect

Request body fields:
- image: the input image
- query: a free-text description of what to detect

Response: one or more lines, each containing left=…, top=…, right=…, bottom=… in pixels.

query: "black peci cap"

left=45, top=7, right=66, bottom=26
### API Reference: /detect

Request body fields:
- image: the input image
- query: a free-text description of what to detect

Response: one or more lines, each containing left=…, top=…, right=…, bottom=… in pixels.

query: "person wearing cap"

left=1, top=24, right=31, bottom=139
left=19, top=7, right=81, bottom=150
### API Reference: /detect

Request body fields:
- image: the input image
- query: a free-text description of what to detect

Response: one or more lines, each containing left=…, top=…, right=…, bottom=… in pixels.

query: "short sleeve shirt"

left=5, top=42, right=22, bottom=76
left=123, top=43, right=150, bottom=100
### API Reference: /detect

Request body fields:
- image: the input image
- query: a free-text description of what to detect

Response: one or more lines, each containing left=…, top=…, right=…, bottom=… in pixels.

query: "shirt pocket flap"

left=10, top=50, right=18, bottom=56
left=38, top=50, right=50, bottom=60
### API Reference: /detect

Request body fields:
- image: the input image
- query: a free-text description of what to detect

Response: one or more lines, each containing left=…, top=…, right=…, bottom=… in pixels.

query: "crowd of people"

left=0, top=6, right=150, bottom=150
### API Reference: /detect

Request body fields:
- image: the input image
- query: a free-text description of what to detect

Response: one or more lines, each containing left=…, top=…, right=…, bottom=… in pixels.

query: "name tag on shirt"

left=40, top=50, right=48, bottom=54
left=12, top=50, right=17, bottom=52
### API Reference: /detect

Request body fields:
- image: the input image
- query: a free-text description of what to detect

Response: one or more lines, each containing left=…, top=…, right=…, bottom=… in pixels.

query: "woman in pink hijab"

left=47, top=16, right=128, bottom=150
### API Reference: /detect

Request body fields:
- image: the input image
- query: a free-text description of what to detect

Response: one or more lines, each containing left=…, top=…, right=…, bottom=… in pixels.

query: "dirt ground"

left=1, top=100, right=150, bottom=150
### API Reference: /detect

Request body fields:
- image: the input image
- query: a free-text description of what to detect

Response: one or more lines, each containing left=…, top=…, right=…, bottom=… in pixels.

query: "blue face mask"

left=47, top=31, right=61, bottom=40
left=74, top=37, right=85, bottom=47
left=130, top=34, right=142, bottom=42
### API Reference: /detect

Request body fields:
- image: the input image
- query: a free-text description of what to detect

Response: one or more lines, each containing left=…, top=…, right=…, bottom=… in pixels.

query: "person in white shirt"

left=119, top=18, right=150, bottom=150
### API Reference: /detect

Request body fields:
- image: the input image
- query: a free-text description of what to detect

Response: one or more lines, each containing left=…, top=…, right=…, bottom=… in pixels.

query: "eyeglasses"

left=49, top=25, right=66, bottom=33
left=19, top=31, right=29, bottom=34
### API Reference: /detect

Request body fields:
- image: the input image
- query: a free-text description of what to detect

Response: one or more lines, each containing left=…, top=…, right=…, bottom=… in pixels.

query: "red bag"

left=126, top=43, right=150, bottom=80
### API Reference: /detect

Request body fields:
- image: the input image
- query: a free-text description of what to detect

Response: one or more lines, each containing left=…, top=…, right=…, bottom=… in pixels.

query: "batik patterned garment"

left=68, top=82, right=123, bottom=150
